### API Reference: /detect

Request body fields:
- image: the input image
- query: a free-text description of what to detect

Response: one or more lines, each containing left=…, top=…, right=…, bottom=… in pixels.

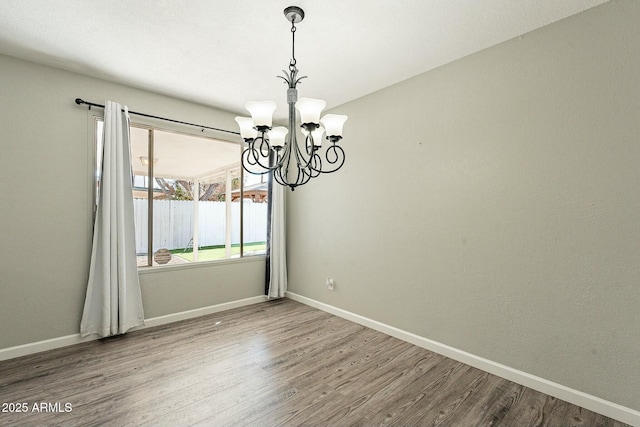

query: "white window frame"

left=90, top=114, right=267, bottom=269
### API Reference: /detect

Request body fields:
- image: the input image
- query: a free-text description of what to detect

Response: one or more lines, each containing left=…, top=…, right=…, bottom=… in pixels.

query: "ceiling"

left=0, top=1, right=607, bottom=123
left=129, top=127, right=241, bottom=181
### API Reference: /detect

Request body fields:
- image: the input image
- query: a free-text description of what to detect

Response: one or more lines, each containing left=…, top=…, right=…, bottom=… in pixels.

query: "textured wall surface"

left=0, top=55, right=265, bottom=349
left=287, top=1, right=640, bottom=411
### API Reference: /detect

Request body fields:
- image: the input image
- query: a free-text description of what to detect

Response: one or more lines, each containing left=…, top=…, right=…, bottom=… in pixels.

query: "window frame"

left=91, top=113, right=267, bottom=270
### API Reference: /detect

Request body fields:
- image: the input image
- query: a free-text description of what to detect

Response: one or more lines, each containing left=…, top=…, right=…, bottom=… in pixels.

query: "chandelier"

left=235, top=6, right=348, bottom=191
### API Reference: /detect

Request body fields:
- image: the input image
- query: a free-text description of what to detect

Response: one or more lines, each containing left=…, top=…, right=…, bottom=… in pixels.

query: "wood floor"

left=0, top=299, right=630, bottom=427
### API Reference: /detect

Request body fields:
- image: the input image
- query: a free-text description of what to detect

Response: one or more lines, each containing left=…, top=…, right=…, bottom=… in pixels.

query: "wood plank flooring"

left=0, top=299, right=630, bottom=426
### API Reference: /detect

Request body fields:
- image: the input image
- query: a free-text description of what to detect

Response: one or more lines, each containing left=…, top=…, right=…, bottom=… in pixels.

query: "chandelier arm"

left=273, top=167, right=287, bottom=186
left=304, top=134, right=314, bottom=156
left=279, top=144, right=310, bottom=189
left=309, top=144, right=346, bottom=174
left=242, top=147, right=273, bottom=174
left=242, top=144, right=263, bottom=168
left=300, top=166, right=313, bottom=185
left=293, top=140, right=312, bottom=170
left=258, top=136, right=273, bottom=158
left=242, top=147, right=259, bottom=167
left=300, top=138, right=323, bottom=178
left=250, top=145, right=275, bottom=170
left=276, top=137, right=295, bottom=186
left=275, top=137, right=312, bottom=190
left=271, top=142, right=287, bottom=184
left=241, top=149, right=269, bottom=175
left=325, top=144, right=345, bottom=165
left=293, top=163, right=312, bottom=188
left=290, top=133, right=317, bottom=171
left=241, top=135, right=282, bottom=173
left=307, top=155, right=322, bottom=178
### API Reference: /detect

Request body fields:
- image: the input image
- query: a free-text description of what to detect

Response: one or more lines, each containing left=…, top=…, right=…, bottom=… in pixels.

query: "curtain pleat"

left=264, top=172, right=273, bottom=295
left=80, top=101, right=145, bottom=337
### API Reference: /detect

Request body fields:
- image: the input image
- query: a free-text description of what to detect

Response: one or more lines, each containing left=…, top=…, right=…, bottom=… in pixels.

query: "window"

left=94, top=118, right=268, bottom=267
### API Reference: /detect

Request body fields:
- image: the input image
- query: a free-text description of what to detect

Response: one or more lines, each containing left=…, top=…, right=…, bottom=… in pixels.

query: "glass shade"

left=302, top=125, right=325, bottom=147
left=235, top=116, right=258, bottom=140
left=268, top=126, right=288, bottom=147
left=295, top=97, right=326, bottom=125
left=320, top=114, right=348, bottom=138
left=245, top=101, right=277, bottom=128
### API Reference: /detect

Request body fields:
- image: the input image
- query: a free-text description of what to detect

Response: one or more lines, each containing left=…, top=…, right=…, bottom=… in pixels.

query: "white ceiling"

left=129, top=126, right=241, bottom=181
left=0, top=1, right=607, bottom=123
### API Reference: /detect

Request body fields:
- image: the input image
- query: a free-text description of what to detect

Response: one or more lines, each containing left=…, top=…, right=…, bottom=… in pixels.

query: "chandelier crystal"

left=236, top=6, right=348, bottom=190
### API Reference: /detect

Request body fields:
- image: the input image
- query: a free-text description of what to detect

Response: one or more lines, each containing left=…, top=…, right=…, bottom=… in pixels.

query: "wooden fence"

left=133, top=199, right=267, bottom=253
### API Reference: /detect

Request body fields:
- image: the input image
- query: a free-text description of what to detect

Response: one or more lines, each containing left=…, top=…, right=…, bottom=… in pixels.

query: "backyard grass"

left=171, top=242, right=266, bottom=262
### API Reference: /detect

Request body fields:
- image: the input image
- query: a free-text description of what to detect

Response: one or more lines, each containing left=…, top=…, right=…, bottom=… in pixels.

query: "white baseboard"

left=286, top=291, right=640, bottom=427
left=0, top=295, right=267, bottom=362
left=136, top=295, right=267, bottom=329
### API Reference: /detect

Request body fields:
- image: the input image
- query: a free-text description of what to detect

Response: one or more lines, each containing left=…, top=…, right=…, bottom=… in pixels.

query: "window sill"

left=137, top=254, right=266, bottom=275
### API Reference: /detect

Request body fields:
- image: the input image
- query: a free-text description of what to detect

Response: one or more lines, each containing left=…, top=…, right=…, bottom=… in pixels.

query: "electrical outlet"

left=326, top=278, right=335, bottom=291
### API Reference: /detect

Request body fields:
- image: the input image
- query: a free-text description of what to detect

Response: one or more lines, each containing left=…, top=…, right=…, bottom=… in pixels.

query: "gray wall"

left=287, top=1, right=640, bottom=411
left=0, top=54, right=265, bottom=349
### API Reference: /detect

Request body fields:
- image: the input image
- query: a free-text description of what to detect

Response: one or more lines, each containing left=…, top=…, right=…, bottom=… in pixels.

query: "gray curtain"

left=267, top=180, right=287, bottom=298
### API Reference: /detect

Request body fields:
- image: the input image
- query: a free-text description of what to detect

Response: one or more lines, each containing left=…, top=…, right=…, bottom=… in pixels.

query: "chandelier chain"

left=290, top=19, right=297, bottom=68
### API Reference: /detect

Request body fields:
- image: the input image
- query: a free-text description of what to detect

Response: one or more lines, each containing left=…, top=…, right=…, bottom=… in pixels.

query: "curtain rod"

left=74, top=98, right=240, bottom=136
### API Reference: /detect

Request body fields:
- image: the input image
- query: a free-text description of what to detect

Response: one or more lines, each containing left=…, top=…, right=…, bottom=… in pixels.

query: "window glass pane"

left=230, top=170, right=242, bottom=258
left=95, top=119, right=103, bottom=207
left=130, top=126, right=150, bottom=267
left=152, top=178, right=194, bottom=265
left=195, top=174, right=228, bottom=262
left=142, top=128, right=242, bottom=265
left=242, top=173, right=269, bottom=256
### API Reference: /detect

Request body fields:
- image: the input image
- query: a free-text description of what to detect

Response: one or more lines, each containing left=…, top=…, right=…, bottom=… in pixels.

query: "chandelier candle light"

left=236, top=6, right=348, bottom=190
